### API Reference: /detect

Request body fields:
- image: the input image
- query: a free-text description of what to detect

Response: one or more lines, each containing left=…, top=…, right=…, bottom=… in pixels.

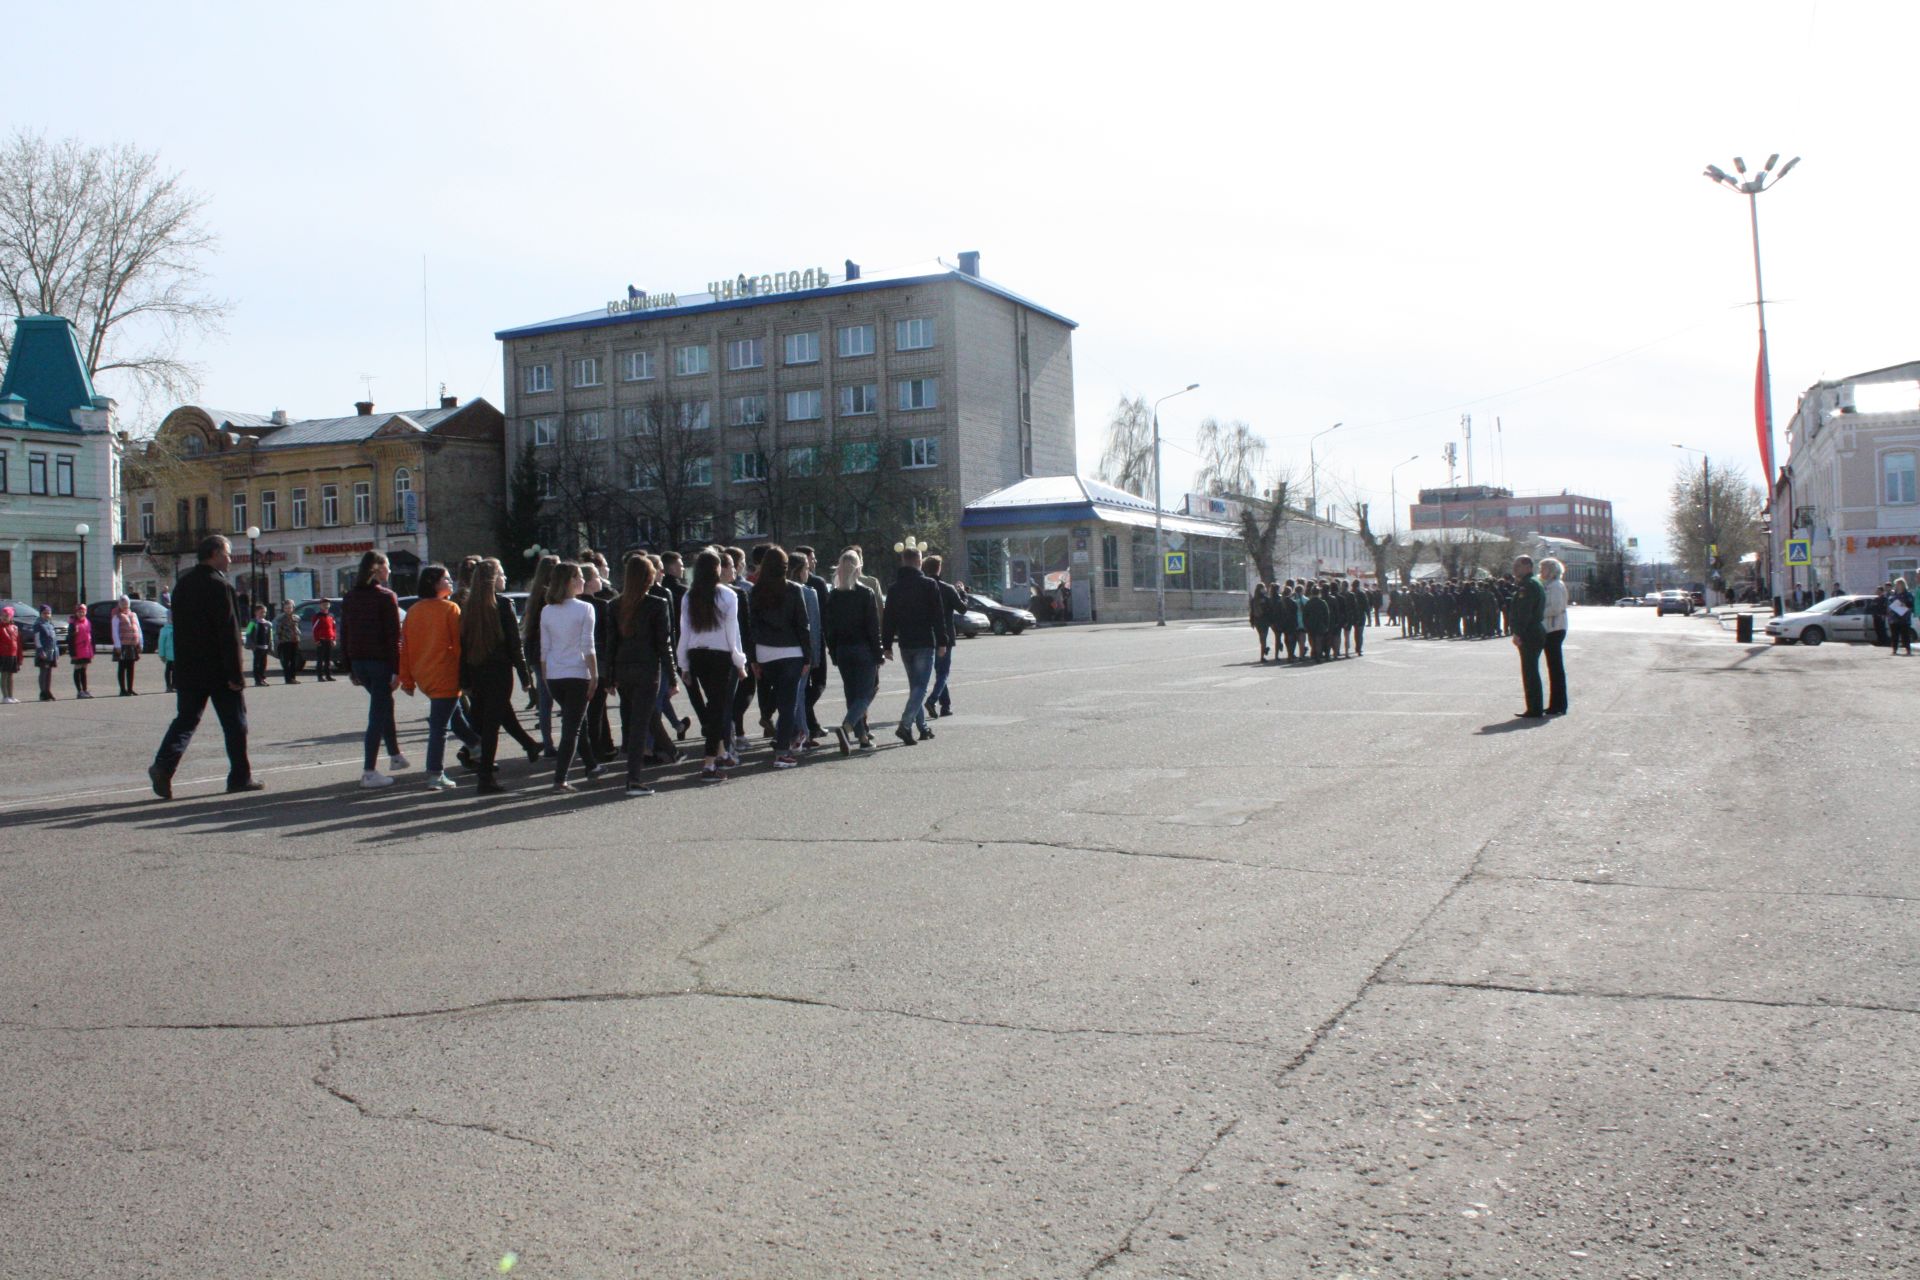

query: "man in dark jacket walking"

left=880, top=539, right=951, bottom=746
left=1510, top=555, right=1548, bottom=718
left=923, top=553, right=965, bottom=717
left=149, top=535, right=263, bottom=799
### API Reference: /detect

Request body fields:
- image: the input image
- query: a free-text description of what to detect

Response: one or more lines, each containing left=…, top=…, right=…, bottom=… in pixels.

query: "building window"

left=900, top=437, right=939, bottom=469
left=536, top=471, right=554, bottom=499
left=729, top=451, right=767, bottom=483
left=194, top=496, right=209, bottom=532
left=684, top=457, right=712, bottom=487
left=912, top=493, right=939, bottom=523
left=1102, top=533, right=1119, bottom=588
left=733, top=507, right=768, bottom=538
left=1885, top=452, right=1916, bottom=505
left=320, top=484, right=340, bottom=527
left=353, top=482, right=372, bottom=524
left=573, top=411, right=603, bottom=440
left=531, top=417, right=557, bottom=447
left=788, top=446, right=820, bottom=477
left=28, top=452, right=47, bottom=495
left=793, top=502, right=818, bottom=533
left=393, top=468, right=412, bottom=505
left=175, top=498, right=189, bottom=532
left=838, top=383, right=877, bottom=417
left=139, top=499, right=155, bottom=540
left=524, top=364, right=553, bottom=394
left=841, top=441, right=880, bottom=474
left=785, top=389, right=822, bottom=422
left=674, top=344, right=709, bottom=377
left=784, top=331, right=820, bottom=365
left=290, top=488, right=308, bottom=528
left=729, top=394, right=768, bottom=426
left=630, top=461, right=658, bottom=491
left=837, top=324, right=875, bottom=358
left=54, top=454, right=75, bottom=496
left=896, top=317, right=935, bottom=351
left=726, top=337, right=764, bottom=371
left=622, top=350, right=655, bottom=382
left=573, top=357, right=601, bottom=387
left=679, top=400, right=712, bottom=431
left=683, top=514, right=712, bottom=543
left=231, top=492, right=248, bottom=532
left=897, top=378, right=939, bottom=411
left=261, top=491, right=277, bottom=531
left=0, top=452, right=7, bottom=491
left=182, top=434, right=205, bottom=457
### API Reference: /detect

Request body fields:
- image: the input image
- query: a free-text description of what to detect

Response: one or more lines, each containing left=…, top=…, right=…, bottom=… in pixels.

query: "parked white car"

left=1765, top=594, right=1880, bottom=645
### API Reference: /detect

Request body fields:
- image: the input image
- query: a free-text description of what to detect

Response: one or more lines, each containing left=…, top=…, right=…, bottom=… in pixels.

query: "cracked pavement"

left=2, top=609, right=1914, bottom=1276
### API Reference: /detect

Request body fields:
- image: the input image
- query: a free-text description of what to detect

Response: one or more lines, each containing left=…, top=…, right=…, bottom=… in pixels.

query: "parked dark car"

left=295, top=596, right=413, bottom=671
left=1, top=600, right=67, bottom=649
left=85, top=598, right=168, bottom=653
left=965, top=591, right=1037, bottom=635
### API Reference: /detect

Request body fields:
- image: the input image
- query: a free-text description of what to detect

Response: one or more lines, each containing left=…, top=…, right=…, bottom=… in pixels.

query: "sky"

left=9, top=0, right=1917, bottom=561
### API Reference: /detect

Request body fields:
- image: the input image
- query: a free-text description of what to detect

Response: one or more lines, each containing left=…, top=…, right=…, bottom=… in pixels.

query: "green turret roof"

left=0, top=314, right=99, bottom=433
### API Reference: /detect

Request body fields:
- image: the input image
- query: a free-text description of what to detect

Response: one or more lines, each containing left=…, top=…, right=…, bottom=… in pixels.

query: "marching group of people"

left=1246, top=579, right=1377, bottom=663
left=0, top=599, right=157, bottom=705
left=141, top=532, right=966, bottom=801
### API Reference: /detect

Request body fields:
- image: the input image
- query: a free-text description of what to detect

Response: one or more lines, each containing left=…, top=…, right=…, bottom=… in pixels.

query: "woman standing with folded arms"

left=677, top=549, right=747, bottom=783
left=539, top=561, right=602, bottom=791
left=1539, top=556, right=1571, bottom=716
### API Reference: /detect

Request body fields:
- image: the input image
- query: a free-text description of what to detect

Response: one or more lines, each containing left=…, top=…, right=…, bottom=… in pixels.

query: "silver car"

left=1764, top=594, right=1880, bottom=646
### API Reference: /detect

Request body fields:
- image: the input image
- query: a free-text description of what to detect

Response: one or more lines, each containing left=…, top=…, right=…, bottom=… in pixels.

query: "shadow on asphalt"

left=1474, top=717, right=1551, bottom=735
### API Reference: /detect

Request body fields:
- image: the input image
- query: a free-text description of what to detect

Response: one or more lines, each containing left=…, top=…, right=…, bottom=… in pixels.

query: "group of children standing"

left=0, top=599, right=164, bottom=704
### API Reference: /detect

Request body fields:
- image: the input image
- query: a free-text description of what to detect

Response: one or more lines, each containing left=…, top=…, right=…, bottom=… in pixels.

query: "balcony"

left=143, top=529, right=214, bottom=556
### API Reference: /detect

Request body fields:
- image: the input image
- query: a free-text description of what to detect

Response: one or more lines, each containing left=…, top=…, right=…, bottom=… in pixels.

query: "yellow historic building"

left=122, top=396, right=504, bottom=603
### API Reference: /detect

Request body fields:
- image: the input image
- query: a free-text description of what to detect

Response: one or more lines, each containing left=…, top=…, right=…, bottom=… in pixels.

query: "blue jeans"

left=425, top=696, right=462, bottom=775
left=835, top=648, right=878, bottom=731
left=929, top=647, right=953, bottom=712
left=534, top=669, right=554, bottom=748
left=898, top=648, right=934, bottom=733
left=152, top=682, right=251, bottom=787
left=351, top=660, right=398, bottom=771
left=760, top=657, right=806, bottom=753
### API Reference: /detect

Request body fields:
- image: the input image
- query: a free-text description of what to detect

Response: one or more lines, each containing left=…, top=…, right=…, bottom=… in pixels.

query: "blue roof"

left=0, top=314, right=99, bottom=433
left=495, top=266, right=1077, bottom=340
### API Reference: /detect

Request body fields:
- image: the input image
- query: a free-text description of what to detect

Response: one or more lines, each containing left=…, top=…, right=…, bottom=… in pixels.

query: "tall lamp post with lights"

left=1704, top=152, right=1798, bottom=611
left=245, top=525, right=262, bottom=610
left=74, top=522, right=90, bottom=610
left=1309, top=421, right=1343, bottom=521
left=1389, top=455, right=1420, bottom=541
left=1151, top=384, right=1200, bottom=627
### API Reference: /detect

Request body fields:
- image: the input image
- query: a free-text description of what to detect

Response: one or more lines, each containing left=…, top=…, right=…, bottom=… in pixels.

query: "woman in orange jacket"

left=398, top=563, right=477, bottom=790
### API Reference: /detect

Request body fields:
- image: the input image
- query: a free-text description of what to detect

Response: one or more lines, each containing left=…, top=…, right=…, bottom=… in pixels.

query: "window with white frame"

left=531, top=417, right=557, bottom=446
left=353, top=482, right=372, bottom=525
left=729, top=394, right=768, bottom=426
left=630, top=460, right=659, bottom=490
left=838, top=383, right=877, bottom=416
left=837, top=324, right=875, bottom=358
left=231, top=492, right=248, bottom=532
left=622, top=405, right=660, bottom=435
left=729, top=451, right=767, bottom=483
left=897, top=377, right=939, bottom=411
left=291, top=487, right=308, bottom=528
left=900, top=436, right=939, bottom=469
left=684, top=457, right=713, bottom=487
left=139, top=498, right=155, bottom=540
left=912, top=493, right=939, bottom=523
left=524, top=363, right=553, bottom=394
left=841, top=441, right=880, bottom=474
left=783, top=331, right=820, bottom=365
left=573, top=357, right=602, bottom=387
left=785, top=389, right=822, bottom=422
left=182, top=434, right=205, bottom=457
left=622, top=350, right=655, bottom=381
left=683, top=514, right=712, bottom=543
left=896, top=317, right=935, bottom=351
left=679, top=400, right=711, bottom=431
left=726, top=337, right=764, bottom=370
left=260, top=491, right=277, bottom=531
left=393, top=468, right=412, bottom=516
left=1885, top=452, right=1917, bottom=505
left=732, top=507, right=767, bottom=538
left=788, top=446, right=820, bottom=477
left=573, top=411, right=603, bottom=440
left=793, top=502, right=818, bottom=533
left=536, top=471, right=554, bottom=499
left=674, top=344, right=709, bottom=376
left=320, top=484, right=340, bottom=527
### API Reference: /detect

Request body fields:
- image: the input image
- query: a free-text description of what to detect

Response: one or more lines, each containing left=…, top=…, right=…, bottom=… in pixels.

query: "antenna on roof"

left=359, top=373, right=377, bottom=401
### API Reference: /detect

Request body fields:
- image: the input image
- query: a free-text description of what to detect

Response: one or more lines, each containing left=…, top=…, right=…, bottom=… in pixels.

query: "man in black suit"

left=1509, top=555, right=1548, bottom=718
left=149, top=535, right=263, bottom=799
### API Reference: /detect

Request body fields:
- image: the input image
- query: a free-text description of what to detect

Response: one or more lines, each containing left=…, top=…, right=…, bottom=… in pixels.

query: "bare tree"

left=619, top=393, right=713, bottom=552
left=1665, top=463, right=1763, bottom=587
left=1237, top=477, right=1294, bottom=584
left=1388, top=538, right=1426, bottom=585
left=1194, top=417, right=1267, bottom=498
left=1353, top=502, right=1396, bottom=588
left=545, top=421, right=631, bottom=555
left=0, top=132, right=225, bottom=400
left=1096, top=395, right=1154, bottom=497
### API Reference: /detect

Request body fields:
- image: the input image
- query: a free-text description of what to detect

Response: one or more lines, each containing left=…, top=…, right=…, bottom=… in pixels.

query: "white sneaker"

left=426, top=772, right=456, bottom=790
left=360, top=770, right=394, bottom=788
left=388, top=753, right=410, bottom=770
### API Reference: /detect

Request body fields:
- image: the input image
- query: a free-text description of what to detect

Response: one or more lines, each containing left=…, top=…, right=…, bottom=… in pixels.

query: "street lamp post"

left=1389, top=455, right=1420, bottom=541
left=1151, top=383, right=1201, bottom=627
left=246, top=525, right=262, bottom=609
left=74, top=522, right=90, bottom=610
left=1673, top=445, right=1713, bottom=600
left=1309, top=422, right=1343, bottom=521
left=1705, top=152, right=1798, bottom=611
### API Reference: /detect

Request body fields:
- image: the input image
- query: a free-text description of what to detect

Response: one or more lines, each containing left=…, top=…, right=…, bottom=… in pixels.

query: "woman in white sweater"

left=1539, top=556, right=1570, bottom=716
left=676, top=549, right=748, bottom=782
left=539, top=561, right=601, bottom=790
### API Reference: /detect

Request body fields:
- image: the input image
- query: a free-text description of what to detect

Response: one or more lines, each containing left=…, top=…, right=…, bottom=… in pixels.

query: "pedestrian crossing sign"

left=1164, top=551, right=1187, bottom=575
left=1785, top=538, right=1811, bottom=566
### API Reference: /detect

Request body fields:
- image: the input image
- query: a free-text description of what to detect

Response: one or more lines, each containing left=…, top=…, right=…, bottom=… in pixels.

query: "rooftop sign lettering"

left=605, top=267, right=833, bottom=316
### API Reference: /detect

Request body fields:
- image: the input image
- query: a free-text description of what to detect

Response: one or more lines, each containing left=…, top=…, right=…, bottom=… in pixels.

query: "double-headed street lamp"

left=1151, top=383, right=1201, bottom=627
left=1309, top=421, right=1343, bottom=521
left=1389, top=455, right=1420, bottom=540
left=1704, top=152, right=1798, bottom=608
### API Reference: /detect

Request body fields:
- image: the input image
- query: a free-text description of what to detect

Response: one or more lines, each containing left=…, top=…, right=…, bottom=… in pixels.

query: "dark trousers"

left=549, top=676, right=597, bottom=783
left=761, top=657, right=806, bottom=753
left=72, top=660, right=90, bottom=694
left=117, top=653, right=137, bottom=693
left=153, top=682, right=251, bottom=787
left=1544, top=629, right=1568, bottom=714
left=1353, top=624, right=1365, bottom=656
left=278, top=642, right=300, bottom=682
left=1253, top=622, right=1270, bottom=658
left=589, top=681, right=615, bottom=758
left=468, top=669, right=539, bottom=776
left=616, top=674, right=662, bottom=785
left=805, top=661, right=827, bottom=735
left=690, top=650, right=739, bottom=757
left=315, top=640, right=335, bottom=678
left=731, top=665, right=757, bottom=737
left=1517, top=635, right=1546, bottom=714
left=251, top=649, right=268, bottom=684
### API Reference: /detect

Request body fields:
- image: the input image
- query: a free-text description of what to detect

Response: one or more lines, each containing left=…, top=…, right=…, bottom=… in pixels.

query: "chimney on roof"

left=957, top=250, right=980, bottom=277
left=844, top=259, right=861, bottom=281
left=440, top=394, right=458, bottom=409
left=270, top=409, right=289, bottom=426
left=354, top=400, right=374, bottom=416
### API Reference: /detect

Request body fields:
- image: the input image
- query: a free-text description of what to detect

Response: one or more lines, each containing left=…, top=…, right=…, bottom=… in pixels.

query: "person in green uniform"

left=1509, top=555, right=1548, bottom=718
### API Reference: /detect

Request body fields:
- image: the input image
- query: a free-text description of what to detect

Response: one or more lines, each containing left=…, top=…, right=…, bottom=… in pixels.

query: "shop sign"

left=1864, top=534, right=1920, bottom=549
left=309, top=541, right=374, bottom=556
left=606, top=287, right=681, bottom=315
left=705, top=268, right=831, bottom=302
